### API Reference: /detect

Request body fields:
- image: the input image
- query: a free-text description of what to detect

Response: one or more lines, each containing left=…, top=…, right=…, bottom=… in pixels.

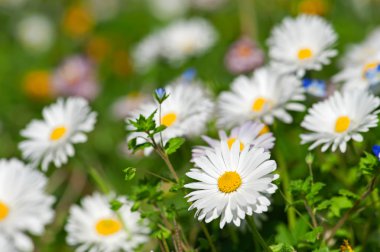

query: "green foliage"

left=270, top=243, right=296, bottom=252
left=123, top=167, right=137, bottom=181
left=109, top=199, right=123, bottom=211
left=165, top=137, right=186, bottom=155
left=359, top=152, right=378, bottom=176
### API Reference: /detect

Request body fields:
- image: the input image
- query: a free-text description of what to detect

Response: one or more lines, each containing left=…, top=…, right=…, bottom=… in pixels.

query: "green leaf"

left=164, top=137, right=185, bottom=155
left=329, top=196, right=353, bottom=217
left=131, top=201, right=140, bottom=212
left=123, top=167, right=137, bottom=181
left=127, top=138, right=137, bottom=150
left=152, top=225, right=171, bottom=239
left=302, top=226, right=323, bottom=243
left=154, top=125, right=167, bottom=134
left=270, top=243, right=296, bottom=252
left=134, top=142, right=153, bottom=152
left=359, top=152, right=378, bottom=176
left=109, top=199, right=123, bottom=211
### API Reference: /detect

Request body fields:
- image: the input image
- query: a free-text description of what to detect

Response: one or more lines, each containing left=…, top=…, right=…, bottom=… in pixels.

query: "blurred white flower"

left=132, top=32, right=162, bottom=72
left=111, top=92, right=150, bottom=120
left=301, top=90, right=380, bottom=152
left=147, top=0, right=190, bottom=20
left=127, top=79, right=214, bottom=155
left=0, top=159, right=55, bottom=251
left=19, top=97, right=97, bottom=171
left=185, top=141, right=278, bottom=228
left=334, top=28, right=380, bottom=91
left=160, top=18, right=217, bottom=63
left=84, top=0, right=121, bottom=22
left=217, top=67, right=305, bottom=128
left=16, top=14, right=55, bottom=53
left=52, top=55, right=100, bottom=100
left=66, top=193, right=150, bottom=252
left=268, top=15, right=337, bottom=77
left=133, top=18, right=217, bottom=70
left=192, top=121, right=275, bottom=158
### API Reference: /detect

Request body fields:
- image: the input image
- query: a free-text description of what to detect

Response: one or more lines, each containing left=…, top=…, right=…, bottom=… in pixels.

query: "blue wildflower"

left=302, top=78, right=327, bottom=98
left=372, top=145, right=380, bottom=160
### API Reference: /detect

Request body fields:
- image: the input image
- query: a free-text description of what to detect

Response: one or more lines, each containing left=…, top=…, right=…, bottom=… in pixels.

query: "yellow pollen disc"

left=252, top=97, right=268, bottom=112
left=218, top=171, right=242, bottom=193
left=161, top=113, right=177, bottom=127
left=95, top=218, right=122, bottom=236
left=0, top=201, right=9, bottom=221
left=259, top=125, right=270, bottom=135
left=227, top=138, right=244, bottom=151
left=335, top=116, right=351, bottom=133
left=297, top=48, right=313, bottom=60
left=362, top=61, right=379, bottom=77
left=50, top=126, right=67, bottom=141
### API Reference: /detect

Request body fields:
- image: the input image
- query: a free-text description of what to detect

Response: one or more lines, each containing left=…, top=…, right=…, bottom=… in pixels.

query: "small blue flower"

left=372, top=145, right=380, bottom=160
left=155, top=88, right=166, bottom=99
left=182, top=68, right=197, bottom=82
left=364, top=63, right=380, bottom=87
left=302, top=78, right=327, bottom=98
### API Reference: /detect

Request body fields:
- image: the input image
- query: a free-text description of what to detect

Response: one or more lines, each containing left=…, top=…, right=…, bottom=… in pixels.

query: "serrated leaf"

left=359, top=152, right=378, bottom=176
left=165, top=137, right=185, bottom=155
left=302, top=226, right=323, bottom=243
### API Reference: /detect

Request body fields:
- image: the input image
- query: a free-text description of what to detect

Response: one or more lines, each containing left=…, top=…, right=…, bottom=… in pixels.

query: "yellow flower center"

left=252, top=97, right=268, bottom=112
left=298, top=0, right=327, bottom=16
left=50, top=126, right=67, bottom=141
left=0, top=201, right=9, bottom=221
left=95, top=218, right=122, bottom=236
left=297, top=48, right=313, bottom=60
left=227, top=138, right=245, bottom=151
left=218, top=171, right=242, bottom=193
left=161, top=113, right=177, bottom=127
left=259, top=125, right=270, bottom=135
left=362, top=61, right=379, bottom=78
left=335, top=116, right=351, bottom=133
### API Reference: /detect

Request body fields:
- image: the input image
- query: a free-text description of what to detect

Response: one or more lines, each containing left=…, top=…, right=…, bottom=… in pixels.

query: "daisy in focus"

left=19, top=97, right=97, bottom=171
left=185, top=141, right=279, bottom=228
left=301, top=90, right=380, bottom=152
left=65, top=192, right=150, bottom=252
left=0, top=159, right=55, bottom=251
left=217, top=67, right=305, bottom=128
left=192, top=121, right=275, bottom=158
left=127, top=79, right=214, bottom=155
left=268, top=15, right=337, bottom=77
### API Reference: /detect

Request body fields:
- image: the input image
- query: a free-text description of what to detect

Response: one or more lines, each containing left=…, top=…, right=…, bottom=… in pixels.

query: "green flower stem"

left=237, top=0, right=258, bottom=38
left=88, top=166, right=111, bottom=194
left=247, top=217, right=272, bottom=252
left=200, top=222, right=217, bottom=252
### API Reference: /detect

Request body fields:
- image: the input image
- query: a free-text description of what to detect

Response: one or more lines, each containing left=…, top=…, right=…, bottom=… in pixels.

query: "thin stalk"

left=237, top=0, right=258, bottom=38
left=162, top=238, right=170, bottom=252
left=200, top=223, right=217, bottom=252
left=247, top=217, right=272, bottom=252
left=88, top=166, right=110, bottom=194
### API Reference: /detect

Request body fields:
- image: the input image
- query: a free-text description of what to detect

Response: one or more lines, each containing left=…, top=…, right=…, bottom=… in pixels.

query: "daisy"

left=217, top=67, right=305, bottom=128
left=160, top=18, right=217, bottom=63
left=132, top=32, right=162, bottom=72
left=147, top=0, right=189, bottom=20
left=192, top=121, right=275, bottom=158
left=66, top=192, right=149, bottom=252
left=127, top=79, right=214, bottom=154
left=0, top=159, right=55, bottom=251
left=19, top=97, right=97, bottom=171
left=185, top=141, right=279, bottom=228
left=301, top=90, right=380, bottom=152
left=268, top=15, right=337, bottom=77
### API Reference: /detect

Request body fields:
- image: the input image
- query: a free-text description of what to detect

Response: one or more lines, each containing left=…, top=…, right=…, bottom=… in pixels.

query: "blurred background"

left=1, top=0, right=380, bottom=251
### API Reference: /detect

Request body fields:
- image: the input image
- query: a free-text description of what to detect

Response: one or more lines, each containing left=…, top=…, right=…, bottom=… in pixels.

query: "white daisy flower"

left=185, top=141, right=279, bottom=228
left=132, top=32, right=162, bottom=72
left=66, top=192, right=150, bottom=252
left=19, top=97, right=97, bottom=171
left=192, top=121, right=275, bottom=158
left=301, top=90, right=380, bottom=152
left=160, top=18, right=217, bottom=63
left=0, top=159, right=55, bottom=251
left=147, top=0, right=190, bottom=20
left=16, top=14, right=55, bottom=53
left=217, top=67, right=305, bottom=128
left=268, top=15, right=337, bottom=77
left=0, top=235, right=16, bottom=252
left=127, top=79, right=214, bottom=155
